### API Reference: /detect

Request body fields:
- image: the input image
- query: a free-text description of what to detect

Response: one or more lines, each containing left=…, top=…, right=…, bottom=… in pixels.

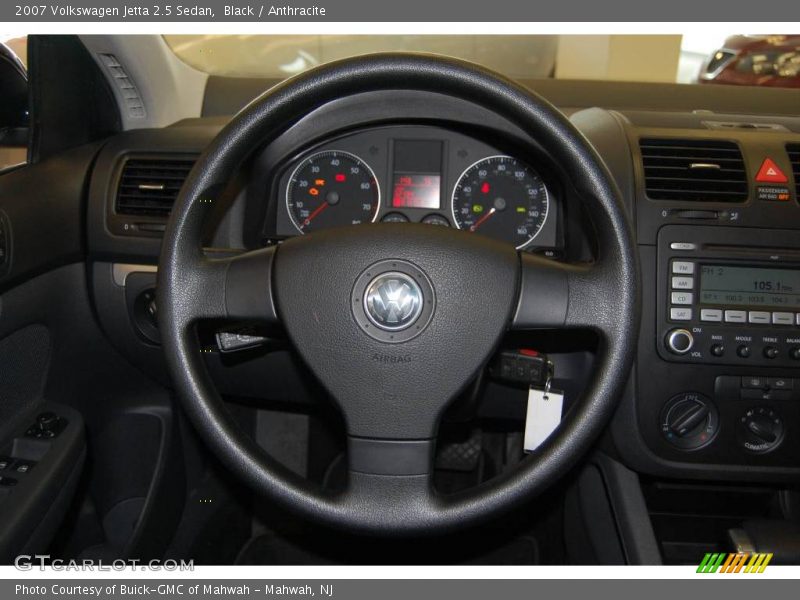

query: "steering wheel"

left=158, top=54, right=639, bottom=536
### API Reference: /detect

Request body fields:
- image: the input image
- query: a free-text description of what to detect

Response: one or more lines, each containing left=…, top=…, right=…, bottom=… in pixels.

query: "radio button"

left=736, top=345, right=752, bottom=358
left=763, top=346, right=780, bottom=360
left=666, top=329, right=694, bottom=354
left=671, top=292, right=693, bottom=305
left=672, top=261, right=695, bottom=275
left=772, top=312, right=794, bottom=326
left=725, top=310, right=747, bottom=323
left=743, top=376, right=769, bottom=389
left=672, top=276, right=694, bottom=290
left=741, top=389, right=791, bottom=402
left=710, top=344, right=725, bottom=357
left=748, top=311, right=771, bottom=324
left=768, top=377, right=793, bottom=390
left=670, top=242, right=697, bottom=251
left=700, top=309, right=723, bottom=322
left=670, top=307, right=693, bottom=321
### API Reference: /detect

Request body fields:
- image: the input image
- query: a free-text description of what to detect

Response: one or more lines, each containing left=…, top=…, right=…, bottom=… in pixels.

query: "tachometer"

left=451, top=155, right=549, bottom=249
left=286, top=150, right=380, bottom=233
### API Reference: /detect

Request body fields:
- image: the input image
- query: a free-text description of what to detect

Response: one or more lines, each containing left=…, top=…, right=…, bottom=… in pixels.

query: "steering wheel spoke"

left=512, top=253, right=616, bottom=334
left=333, top=469, right=437, bottom=532
left=220, top=246, right=279, bottom=324
left=335, top=437, right=438, bottom=530
left=181, top=246, right=279, bottom=325
left=347, top=436, right=435, bottom=477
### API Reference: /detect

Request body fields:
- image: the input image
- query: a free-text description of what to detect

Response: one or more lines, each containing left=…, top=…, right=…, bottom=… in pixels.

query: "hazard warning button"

left=755, top=158, right=789, bottom=183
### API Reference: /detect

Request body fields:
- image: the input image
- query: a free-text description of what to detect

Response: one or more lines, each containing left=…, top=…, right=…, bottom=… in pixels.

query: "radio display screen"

left=700, top=265, right=800, bottom=309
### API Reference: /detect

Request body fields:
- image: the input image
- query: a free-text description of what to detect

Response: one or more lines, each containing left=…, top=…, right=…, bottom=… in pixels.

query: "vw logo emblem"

left=353, top=260, right=434, bottom=343
left=364, top=273, right=423, bottom=331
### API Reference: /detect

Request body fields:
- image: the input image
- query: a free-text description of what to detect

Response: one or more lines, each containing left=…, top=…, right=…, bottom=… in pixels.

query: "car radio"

left=657, top=225, right=800, bottom=367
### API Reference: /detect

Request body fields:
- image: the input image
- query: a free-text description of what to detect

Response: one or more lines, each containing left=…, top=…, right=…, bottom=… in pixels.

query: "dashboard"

left=70, top=86, right=800, bottom=486
left=268, top=126, right=559, bottom=252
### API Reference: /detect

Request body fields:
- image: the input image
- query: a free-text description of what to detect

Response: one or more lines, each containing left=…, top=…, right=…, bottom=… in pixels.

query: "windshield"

left=164, top=34, right=800, bottom=88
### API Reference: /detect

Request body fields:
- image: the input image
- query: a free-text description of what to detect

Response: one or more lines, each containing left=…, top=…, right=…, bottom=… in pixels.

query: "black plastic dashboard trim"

left=204, top=76, right=800, bottom=119
left=83, top=83, right=800, bottom=484
left=0, top=141, right=101, bottom=293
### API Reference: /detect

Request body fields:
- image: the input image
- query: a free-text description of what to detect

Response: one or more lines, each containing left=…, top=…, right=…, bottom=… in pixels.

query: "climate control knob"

left=666, top=328, right=694, bottom=355
left=659, top=392, right=719, bottom=450
left=739, top=407, right=784, bottom=454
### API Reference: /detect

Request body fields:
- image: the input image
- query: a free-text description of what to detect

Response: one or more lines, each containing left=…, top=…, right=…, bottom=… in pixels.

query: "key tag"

left=523, top=361, right=564, bottom=453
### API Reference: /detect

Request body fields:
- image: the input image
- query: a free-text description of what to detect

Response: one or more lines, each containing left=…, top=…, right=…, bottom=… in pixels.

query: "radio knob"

left=666, top=329, right=694, bottom=355
left=763, top=346, right=779, bottom=360
left=790, top=347, right=800, bottom=361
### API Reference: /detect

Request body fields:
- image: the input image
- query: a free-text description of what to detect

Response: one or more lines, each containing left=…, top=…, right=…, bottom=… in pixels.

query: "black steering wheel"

left=158, top=54, right=639, bottom=536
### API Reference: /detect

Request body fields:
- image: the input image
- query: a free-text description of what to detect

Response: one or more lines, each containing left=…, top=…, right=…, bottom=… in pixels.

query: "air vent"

left=115, top=157, right=195, bottom=217
left=98, top=54, right=146, bottom=119
left=788, top=143, right=800, bottom=199
left=640, top=138, right=748, bottom=202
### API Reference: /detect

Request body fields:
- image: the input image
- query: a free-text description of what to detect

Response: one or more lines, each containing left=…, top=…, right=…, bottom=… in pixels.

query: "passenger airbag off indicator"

left=755, top=158, right=791, bottom=202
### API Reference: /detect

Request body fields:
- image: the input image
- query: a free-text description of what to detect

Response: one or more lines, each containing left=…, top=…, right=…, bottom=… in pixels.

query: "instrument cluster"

left=271, top=125, right=560, bottom=251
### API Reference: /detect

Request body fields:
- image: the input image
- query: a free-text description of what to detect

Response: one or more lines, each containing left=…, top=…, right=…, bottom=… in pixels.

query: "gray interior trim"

left=112, top=263, right=158, bottom=287
left=80, top=35, right=207, bottom=130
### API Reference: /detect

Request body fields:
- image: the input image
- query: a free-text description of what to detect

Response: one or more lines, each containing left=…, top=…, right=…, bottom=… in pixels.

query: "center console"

left=653, top=225, right=800, bottom=458
left=607, top=113, right=800, bottom=479
left=658, top=225, right=800, bottom=369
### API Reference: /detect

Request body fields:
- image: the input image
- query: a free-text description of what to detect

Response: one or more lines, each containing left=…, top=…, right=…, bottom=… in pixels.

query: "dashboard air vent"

left=98, top=54, right=146, bottom=119
left=115, top=157, right=196, bottom=217
left=787, top=143, right=800, bottom=199
left=640, top=138, right=748, bottom=202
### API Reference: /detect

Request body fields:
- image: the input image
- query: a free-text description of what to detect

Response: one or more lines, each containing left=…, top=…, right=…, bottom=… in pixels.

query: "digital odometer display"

left=390, top=139, right=443, bottom=209
left=391, top=174, right=441, bottom=209
left=700, top=265, right=800, bottom=308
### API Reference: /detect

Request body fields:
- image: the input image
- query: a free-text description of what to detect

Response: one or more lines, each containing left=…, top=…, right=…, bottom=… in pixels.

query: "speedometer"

left=286, top=150, right=380, bottom=233
left=451, top=156, right=549, bottom=249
